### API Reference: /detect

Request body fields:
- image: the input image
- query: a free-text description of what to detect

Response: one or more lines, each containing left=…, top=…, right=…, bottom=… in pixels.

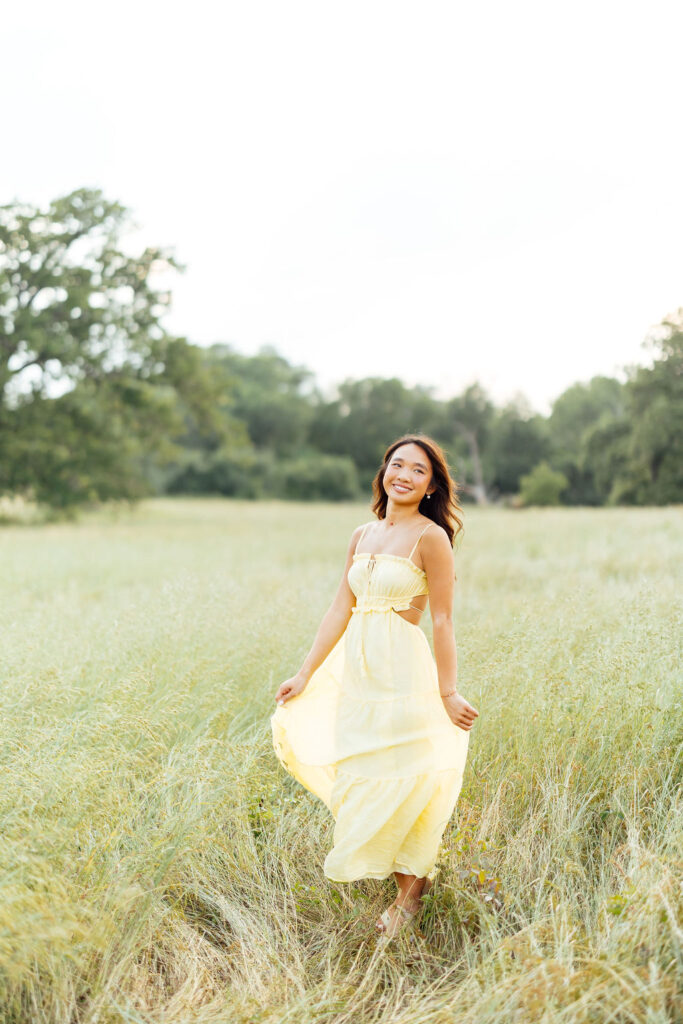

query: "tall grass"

left=0, top=499, right=680, bottom=1023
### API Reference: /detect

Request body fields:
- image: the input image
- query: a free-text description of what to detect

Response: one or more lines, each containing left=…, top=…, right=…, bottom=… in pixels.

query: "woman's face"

left=383, top=443, right=434, bottom=505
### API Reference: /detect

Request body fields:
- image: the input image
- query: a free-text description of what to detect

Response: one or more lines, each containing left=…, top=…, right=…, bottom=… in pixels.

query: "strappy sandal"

left=375, top=877, right=433, bottom=944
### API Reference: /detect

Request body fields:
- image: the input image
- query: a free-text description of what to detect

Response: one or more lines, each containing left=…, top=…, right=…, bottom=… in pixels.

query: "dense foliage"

left=1, top=189, right=681, bottom=511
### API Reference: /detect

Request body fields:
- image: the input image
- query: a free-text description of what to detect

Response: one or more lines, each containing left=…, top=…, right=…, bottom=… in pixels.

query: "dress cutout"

left=270, top=519, right=470, bottom=882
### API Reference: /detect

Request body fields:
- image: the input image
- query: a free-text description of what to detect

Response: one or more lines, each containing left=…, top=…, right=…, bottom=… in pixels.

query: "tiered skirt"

left=271, top=610, right=469, bottom=881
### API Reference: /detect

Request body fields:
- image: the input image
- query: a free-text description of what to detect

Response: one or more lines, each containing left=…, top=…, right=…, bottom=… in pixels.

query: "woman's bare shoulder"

left=422, top=520, right=453, bottom=552
left=422, top=518, right=448, bottom=537
left=347, top=519, right=374, bottom=550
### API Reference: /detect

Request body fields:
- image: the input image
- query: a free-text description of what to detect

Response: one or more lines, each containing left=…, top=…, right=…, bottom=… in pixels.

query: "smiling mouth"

left=392, top=484, right=411, bottom=492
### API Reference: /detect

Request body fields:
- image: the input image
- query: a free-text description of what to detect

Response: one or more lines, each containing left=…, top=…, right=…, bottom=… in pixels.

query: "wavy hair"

left=370, top=433, right=464, bottom=550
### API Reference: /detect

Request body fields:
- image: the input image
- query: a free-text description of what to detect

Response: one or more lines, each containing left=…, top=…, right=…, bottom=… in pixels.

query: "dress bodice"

left=348, top=552, right=429, bottom=613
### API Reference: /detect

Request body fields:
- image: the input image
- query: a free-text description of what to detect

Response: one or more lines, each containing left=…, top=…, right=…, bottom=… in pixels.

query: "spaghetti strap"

left=408, top=521, right=434, bottom=561
left=354, top=521, right=373, bottom=555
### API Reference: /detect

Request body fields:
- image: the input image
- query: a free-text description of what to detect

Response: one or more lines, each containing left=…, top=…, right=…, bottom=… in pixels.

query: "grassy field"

left=0, top=498, right=681, bottom=1024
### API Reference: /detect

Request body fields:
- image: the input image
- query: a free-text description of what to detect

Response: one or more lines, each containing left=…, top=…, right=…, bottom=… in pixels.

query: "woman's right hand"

left=441, top=691, right=479, bottom=730
left=274, top=673, right=309, bottom=706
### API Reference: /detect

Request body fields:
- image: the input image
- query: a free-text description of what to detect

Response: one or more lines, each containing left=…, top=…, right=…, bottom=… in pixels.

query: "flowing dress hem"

left=324, top=862, right=439, bottom=883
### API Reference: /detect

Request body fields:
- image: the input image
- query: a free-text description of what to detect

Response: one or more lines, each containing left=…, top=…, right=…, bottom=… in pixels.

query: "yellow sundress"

left=270, top=520, right=470, bottom=882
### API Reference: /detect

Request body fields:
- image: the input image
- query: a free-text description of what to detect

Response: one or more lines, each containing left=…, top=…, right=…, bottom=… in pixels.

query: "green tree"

left=620, top=312, right=683, bottom=503
left=488, top=398, right=551, bottom=497
left=201, top=344, right=317, bottom=457
left=272, top=453, right=360, bottom=500
left=0, top=188, right=185, bottom=508
left=519, top=460, right=569, bottom=506
left=445, top=384, right=496, bottom=504
left=573, top=314, right=683, bottom=505
left=153, top=338, right=251, bottom=494
left=580, top=416, right=634, bottom=504
left=6, top=377, right=178, bottom=509
left=547, top=376, right=627, bottom=504
left=166, top=446, right=276, bottom=499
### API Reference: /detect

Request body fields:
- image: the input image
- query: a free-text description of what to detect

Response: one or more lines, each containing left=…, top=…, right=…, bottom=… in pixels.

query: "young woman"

left=271, top=433, right=479, bottom=942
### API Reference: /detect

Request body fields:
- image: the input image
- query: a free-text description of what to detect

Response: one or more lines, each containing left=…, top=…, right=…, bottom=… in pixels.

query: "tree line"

left=1, top=188, right=681, bottom=513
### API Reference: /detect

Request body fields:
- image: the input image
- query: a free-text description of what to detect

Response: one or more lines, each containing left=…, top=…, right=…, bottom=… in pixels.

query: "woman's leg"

left=394, top=871, right=428, bottom=908
left=375, top=871, right=429, bottom=934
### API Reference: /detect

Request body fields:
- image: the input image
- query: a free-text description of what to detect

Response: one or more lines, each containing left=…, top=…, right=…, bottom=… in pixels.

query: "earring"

left=427, top=493, right=432, bottom=499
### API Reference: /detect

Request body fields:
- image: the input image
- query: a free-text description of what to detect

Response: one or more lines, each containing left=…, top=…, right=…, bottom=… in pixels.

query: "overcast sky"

left=4, top=0, right=683, bottom=414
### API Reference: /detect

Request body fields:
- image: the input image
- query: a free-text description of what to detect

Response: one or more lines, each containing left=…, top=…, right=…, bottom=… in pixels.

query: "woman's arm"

left=274, top=524, right=361, bottom=705
left=422, top=527, right=479, bottom=731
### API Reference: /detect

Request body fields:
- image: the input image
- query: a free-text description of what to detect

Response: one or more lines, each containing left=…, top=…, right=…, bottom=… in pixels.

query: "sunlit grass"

left=1, top=498, right=681, bottom=1023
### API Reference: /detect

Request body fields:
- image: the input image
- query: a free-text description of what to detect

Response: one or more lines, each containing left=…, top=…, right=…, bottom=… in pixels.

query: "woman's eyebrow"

left=393, top=457, right=429, bottom=470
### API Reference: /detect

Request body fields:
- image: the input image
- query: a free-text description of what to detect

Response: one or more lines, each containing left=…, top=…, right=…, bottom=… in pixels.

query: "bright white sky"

left=4, top=0, right=683, bottom=414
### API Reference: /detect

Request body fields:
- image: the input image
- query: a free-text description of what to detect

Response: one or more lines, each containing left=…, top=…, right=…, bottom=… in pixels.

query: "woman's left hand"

left=441, top=692, right=479, bottom=730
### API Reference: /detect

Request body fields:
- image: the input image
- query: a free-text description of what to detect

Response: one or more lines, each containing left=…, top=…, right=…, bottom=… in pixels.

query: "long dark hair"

left=370, top=434, right=464, bottom=549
